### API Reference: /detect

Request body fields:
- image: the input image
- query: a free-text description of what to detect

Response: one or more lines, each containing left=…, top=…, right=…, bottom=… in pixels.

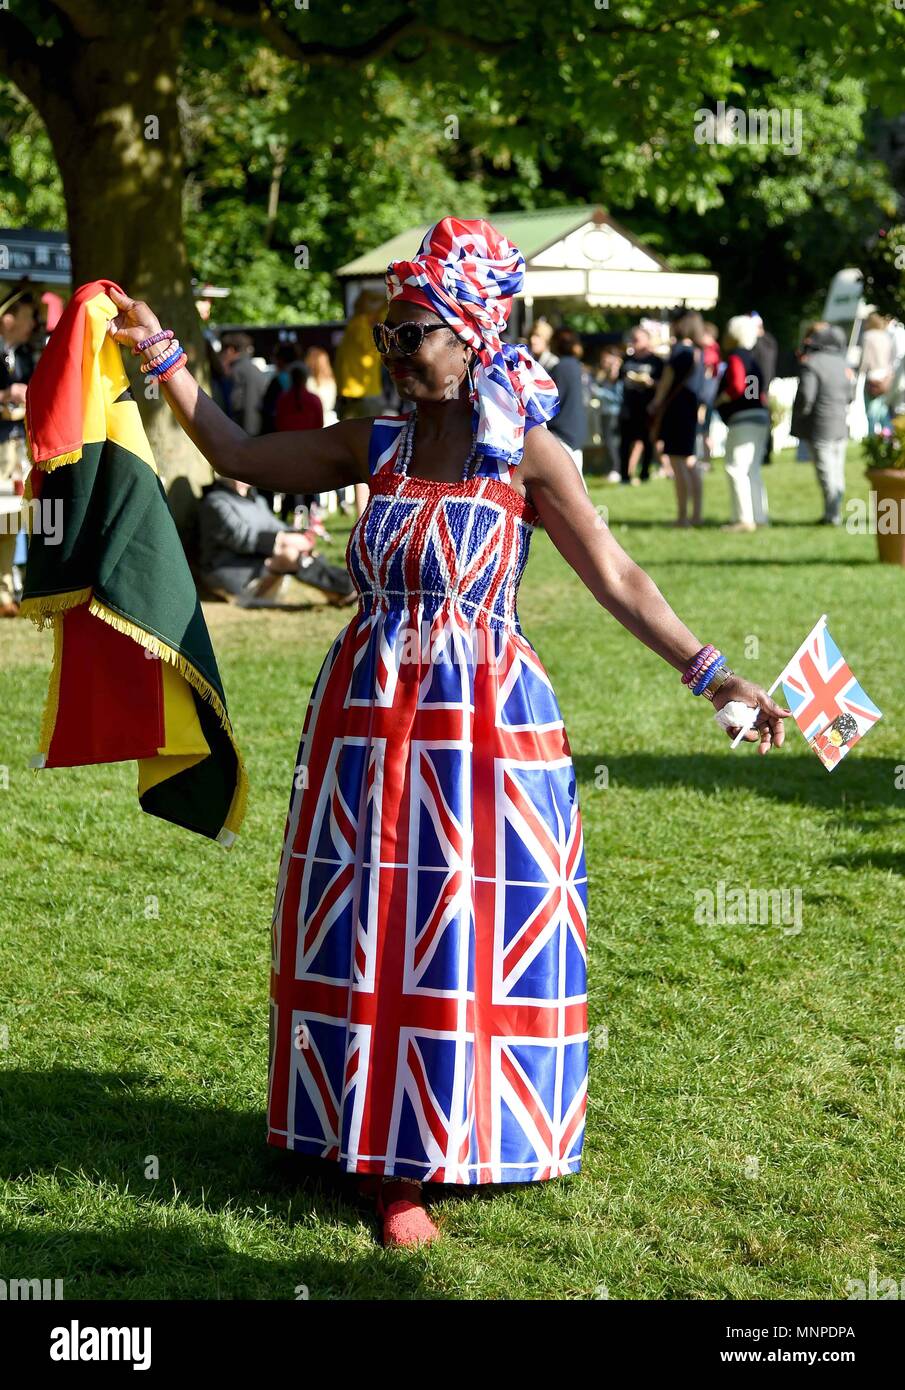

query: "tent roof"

left=336, top=205, right=673, bottom=277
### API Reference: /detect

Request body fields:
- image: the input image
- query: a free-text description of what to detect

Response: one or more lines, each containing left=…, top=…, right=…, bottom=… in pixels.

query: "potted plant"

left=864, top=417, right=905, bottom=565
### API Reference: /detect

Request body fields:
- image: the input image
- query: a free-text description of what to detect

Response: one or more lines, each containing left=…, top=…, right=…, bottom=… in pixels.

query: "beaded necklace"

left=395, top=407, right=481, bottom=482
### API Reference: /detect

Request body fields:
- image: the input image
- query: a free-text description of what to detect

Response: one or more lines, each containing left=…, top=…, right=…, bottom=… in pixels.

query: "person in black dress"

left=648, top=311, right=707, bottom=527
left=618, top=325, right=663, bottom=484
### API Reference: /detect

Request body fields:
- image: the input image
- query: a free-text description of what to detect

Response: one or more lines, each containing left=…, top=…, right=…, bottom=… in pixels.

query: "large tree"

left=0, top=0, right=504, bottom=520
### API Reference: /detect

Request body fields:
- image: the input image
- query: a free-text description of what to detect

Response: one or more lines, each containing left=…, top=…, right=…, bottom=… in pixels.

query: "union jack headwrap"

left=385, top=216, right=560, bottom=467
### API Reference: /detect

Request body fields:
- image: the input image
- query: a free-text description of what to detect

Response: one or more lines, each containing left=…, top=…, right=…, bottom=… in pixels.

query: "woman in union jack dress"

left=114, top=217, right=788, bottom=1248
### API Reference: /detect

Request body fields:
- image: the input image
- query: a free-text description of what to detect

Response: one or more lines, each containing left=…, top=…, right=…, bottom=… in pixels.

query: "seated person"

left=198, top=476, right=355, bottom=604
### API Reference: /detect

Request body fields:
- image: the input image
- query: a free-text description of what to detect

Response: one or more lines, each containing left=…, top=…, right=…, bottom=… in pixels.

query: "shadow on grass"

left=574, top=752, right=904, bottom=828
left=601, top=517, right=840, bottom=531
left=636, top=547, right=878, bottom=558
left=0, top=1069, right=518, bottom=1297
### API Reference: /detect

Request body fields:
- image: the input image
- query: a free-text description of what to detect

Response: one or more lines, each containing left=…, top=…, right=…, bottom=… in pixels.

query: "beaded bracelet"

left=140, top=340, right=181, bottom=373
left=693, top=654, right=727, bottom=696
left=686, top=650, right=723, bottom=696
left=156, top=352, right=187, bottom=384
left=143, top=336, right=181, bottom=365
left=691, top=650, right=723, bottom=687
left=146, top=343, right=184, bottom=378
left=693, top=654, right=726, bottom=696
left=681, top=644, right=716, bottom=685
left=134, top=329, right=174, bottom=356
left=149, top=355, right=184, bottom=384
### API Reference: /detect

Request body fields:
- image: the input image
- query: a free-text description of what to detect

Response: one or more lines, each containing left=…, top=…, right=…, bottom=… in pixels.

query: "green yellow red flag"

left=19, top=279, right=247, bottom=846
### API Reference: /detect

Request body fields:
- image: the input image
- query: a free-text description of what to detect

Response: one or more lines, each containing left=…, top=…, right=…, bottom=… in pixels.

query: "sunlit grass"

left=1, top=445, right=903, bottom=1299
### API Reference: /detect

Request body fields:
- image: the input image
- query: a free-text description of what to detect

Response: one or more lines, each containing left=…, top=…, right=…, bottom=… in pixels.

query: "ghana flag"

left=20, top=279, right=247, bottom=846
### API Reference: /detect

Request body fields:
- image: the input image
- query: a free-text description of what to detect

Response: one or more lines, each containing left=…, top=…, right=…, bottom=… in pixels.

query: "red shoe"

left=375, top=1179, right=441, bottom=1248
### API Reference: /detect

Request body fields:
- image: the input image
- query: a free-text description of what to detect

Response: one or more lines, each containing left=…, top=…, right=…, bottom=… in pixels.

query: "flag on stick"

left=729, top=614, right=882, bottom=770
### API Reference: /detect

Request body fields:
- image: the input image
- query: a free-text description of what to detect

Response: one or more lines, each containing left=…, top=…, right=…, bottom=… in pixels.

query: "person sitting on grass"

left=198, top=475, right=355, bottom=605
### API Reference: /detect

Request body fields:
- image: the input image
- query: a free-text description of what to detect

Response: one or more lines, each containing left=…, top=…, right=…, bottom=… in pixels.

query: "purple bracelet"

left=140, top=339, right=181, bottom=373
left=682, top=645, right=715, bottom=684
left=134, top=329, right=174, bottom=356
left=681, top=644, right=716, bottom=685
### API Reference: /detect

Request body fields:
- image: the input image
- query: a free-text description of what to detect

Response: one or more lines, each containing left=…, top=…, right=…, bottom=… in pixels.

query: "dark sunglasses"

left=372, top=320, right=449, bottom=356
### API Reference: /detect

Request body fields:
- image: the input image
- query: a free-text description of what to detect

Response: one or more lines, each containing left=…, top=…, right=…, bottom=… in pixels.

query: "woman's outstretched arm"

left=520, top=424, right=791, bottom=752
left=106, top=288, right=370, bottom=493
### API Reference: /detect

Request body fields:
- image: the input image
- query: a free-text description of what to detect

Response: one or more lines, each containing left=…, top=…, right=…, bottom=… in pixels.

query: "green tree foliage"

left=604, top=71, right=897, bottom=346
left=179, top=45, right=488, bottom=323
left=861, top=225, right=905, bottom=321
left=1, top=0, right=903, bottom=348
left=0, top=82, right=65, bottom=227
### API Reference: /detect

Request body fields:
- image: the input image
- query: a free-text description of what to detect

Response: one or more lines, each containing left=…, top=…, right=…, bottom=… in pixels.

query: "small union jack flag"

left=781, top=617, right=882, bottom=770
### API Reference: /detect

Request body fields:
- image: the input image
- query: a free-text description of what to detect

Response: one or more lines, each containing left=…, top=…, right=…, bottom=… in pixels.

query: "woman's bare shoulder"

left=323, top=416, right=375, bottom=481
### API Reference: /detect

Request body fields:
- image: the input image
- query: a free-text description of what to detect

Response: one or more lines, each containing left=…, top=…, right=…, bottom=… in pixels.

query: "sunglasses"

left=372, top=320, right=449, bottom=356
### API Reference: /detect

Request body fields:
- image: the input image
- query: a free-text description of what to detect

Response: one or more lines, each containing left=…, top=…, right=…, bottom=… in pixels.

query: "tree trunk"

left=20, top=16, right=214, bottom=539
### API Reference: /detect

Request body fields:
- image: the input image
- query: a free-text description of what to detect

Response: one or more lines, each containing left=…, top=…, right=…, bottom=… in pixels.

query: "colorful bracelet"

left=692, top=650, right=723, bottom=686
left=145, top=343, right=184, bottom=378
left=143, top=339, right=180, bottom=366
left=144, top=336, right=180, bottom=362
left=681, top=644, right=716, bottom=685
left=686, top=650, right=723, bottom=694
left=156, top=352, right=187, bottom=384
left=681, top=645, right=714, bottom=684
left=693, top=654, right=727, bottom=696
left=149, top=354, right=185, bottom=384
left=140, top=347, right=180, bottom=375
left=140, top=337, right=180, bottom=370
left=134, top=329, right=174, bottom=356
left=693, top=655, right=726, bottom=696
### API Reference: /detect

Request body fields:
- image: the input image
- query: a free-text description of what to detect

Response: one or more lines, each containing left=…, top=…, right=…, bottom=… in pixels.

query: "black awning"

left=0, top=228, right=71, bottom=285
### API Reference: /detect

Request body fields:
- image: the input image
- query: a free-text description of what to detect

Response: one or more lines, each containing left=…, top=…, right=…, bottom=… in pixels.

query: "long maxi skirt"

left=267, top=420, right=590, bottom=1184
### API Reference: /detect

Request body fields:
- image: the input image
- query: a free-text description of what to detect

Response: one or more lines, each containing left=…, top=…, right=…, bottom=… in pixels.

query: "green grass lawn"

left=1, top=444, right=903, bottom=1300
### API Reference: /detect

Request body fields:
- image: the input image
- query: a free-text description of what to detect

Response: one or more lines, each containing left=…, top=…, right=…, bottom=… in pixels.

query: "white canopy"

left=337, top=206, right=719, bottom=323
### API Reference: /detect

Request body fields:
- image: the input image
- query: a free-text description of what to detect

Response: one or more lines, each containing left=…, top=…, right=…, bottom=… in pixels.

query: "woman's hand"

left=106, top=286, right=162, bottom=353
left=711, top=674, right=791, bottom=754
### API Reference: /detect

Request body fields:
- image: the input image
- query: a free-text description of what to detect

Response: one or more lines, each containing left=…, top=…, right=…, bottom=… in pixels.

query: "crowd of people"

left=198, top=298, right=885, bottom=600
left=0, top=287, right=36, bottom=618
left=2, top=277, right=903, bottom=618
left=531, top=308, right=779, bottom=529
left=535, top=306, right=903, bottom=531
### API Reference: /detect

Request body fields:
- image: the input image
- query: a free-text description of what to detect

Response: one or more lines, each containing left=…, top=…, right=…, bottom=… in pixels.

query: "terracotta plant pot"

left=865, top=468, right=905, bottom=565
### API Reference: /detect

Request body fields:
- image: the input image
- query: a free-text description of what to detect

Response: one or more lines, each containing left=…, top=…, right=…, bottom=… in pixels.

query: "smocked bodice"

left=345, top=416, right=538, bottom=635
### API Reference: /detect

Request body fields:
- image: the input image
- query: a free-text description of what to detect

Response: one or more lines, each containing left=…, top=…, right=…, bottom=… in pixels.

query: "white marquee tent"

left=337, top=205, right=719, bottom=332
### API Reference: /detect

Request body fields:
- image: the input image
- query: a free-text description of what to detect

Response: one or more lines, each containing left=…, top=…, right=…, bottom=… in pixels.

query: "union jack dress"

left=267, top=415, right=589, bottom=1184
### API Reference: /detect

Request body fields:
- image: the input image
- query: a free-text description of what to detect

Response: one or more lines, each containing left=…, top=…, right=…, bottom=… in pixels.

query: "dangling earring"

left=465, top=353, right=476, bottom=397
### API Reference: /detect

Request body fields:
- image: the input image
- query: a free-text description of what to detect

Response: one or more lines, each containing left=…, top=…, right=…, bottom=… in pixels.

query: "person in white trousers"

left=715, top=316, right=771, bottom=532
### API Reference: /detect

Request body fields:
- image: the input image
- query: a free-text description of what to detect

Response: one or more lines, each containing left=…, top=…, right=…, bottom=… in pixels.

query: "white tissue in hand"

left=714, top=699, right=759, bottom=733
